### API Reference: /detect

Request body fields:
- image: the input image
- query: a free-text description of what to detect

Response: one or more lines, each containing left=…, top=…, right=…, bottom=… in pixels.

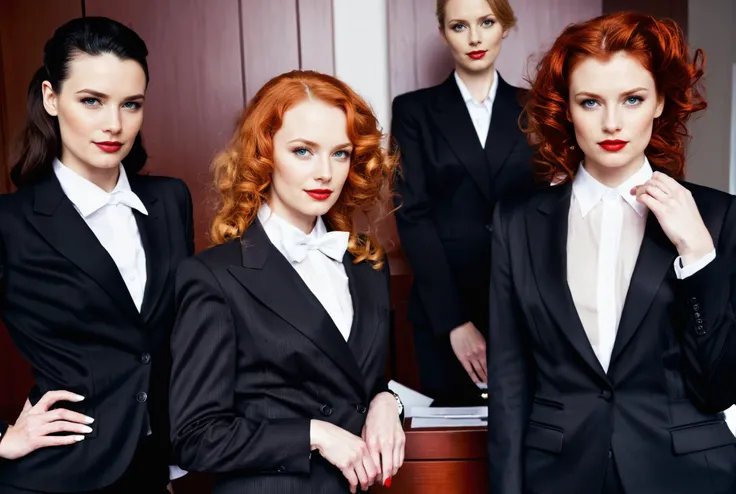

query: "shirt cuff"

left=674, top=249, right=717, bottom=279
left=169, top=465, right=188, bottom=480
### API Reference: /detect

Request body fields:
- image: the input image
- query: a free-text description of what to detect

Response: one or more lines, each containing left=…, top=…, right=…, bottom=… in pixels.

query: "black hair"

left=10, top=17, right=150, bottom=188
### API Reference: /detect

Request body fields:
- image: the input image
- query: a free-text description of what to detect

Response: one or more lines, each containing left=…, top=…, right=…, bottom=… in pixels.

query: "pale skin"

left=0, top=53, right=147, bottom=462
left=269, top=98, right=405, bottom=492
left=441, top=0, right=510, bottom=385
left=568, top=51, right=713, bottom=266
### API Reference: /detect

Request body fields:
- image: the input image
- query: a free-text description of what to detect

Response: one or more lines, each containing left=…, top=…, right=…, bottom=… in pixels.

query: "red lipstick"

left=94, top=141, right=123, bottom=153
left=598, top=140, right=628, bottom=152
left=467, top=50, right=487, bottom=60
left=305, top=189, right=332, bottom=201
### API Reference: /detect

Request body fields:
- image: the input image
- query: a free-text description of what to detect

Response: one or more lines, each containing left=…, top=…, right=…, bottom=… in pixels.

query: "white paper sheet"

left=410, top=405, right=487, bottom=419
left=411, top=417, right=487, bottom=428
left=388, top=380, right=434, bottom=417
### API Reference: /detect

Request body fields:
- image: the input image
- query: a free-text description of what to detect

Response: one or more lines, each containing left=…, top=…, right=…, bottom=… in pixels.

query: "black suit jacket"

left=487, top=180, right=736, bottom=494
left=391, top=72, right=533, bottom=336
left=169, top=220, right=391, bottom=494
left=0, top=173, right=193, bottom=492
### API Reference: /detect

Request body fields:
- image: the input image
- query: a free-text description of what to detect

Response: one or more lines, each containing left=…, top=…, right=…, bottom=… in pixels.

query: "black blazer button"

left=694, top=312, right=701, bottom=319
left=485, top=224, right=493, bottom=233
left=690, top=297, right=698, bottom=304
left=356, top=404, right=367, bottom=414
left=278, top=466, right=286, bottom=473
left=320, top=404, right=333, bottom=416
left=140, top=353, right=151, bottom=364
left=599, top=389, right=613, bottom=402
left=136, top=392, right=148, bottom=403
left=692, top=304, right=700, bottom=311
left=695, top=325, right=706, bottom=336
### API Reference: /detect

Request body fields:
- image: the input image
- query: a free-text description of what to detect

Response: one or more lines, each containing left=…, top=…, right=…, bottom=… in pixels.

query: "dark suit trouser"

left=0, top=436, right=169, bottom=494
left=413, top=325, right=486, bottom=406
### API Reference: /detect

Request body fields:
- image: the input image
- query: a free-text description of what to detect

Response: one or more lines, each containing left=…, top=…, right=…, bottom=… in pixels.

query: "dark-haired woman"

left=0, top=17, right=193, bottom=494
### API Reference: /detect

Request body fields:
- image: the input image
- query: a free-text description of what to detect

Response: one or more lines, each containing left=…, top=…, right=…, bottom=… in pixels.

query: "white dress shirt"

left=53, top=159, right=148, bottom=309
left=566, top=158, right=716, bottom=372
left=454, top=69, right=499, bottom=148
left=53, top=159, right=187, bottom=481
left=258, top=203, right=353, bottom=340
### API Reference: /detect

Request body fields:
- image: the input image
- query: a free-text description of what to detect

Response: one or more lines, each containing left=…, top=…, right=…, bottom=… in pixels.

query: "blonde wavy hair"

left=210, top=70, right=397, bottom=269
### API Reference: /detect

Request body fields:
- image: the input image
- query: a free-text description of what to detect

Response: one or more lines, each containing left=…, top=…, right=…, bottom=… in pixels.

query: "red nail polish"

left=384, top=477, right=392, bottom=487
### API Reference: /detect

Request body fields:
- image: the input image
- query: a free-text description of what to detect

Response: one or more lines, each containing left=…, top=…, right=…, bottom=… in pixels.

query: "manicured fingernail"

left=84, top=416, right=95, bottom=424
left=384, top=477, right=392, bottom=487
left=74, top=435, right=85, bottom=441
left=73, top=394, right=85, bottom=401
left=81, top=426, right=93, bottom=433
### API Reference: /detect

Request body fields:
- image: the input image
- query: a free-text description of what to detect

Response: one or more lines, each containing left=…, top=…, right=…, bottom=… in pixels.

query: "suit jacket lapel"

left=344, top=254, right=381, bottom=374
left=129, top=177, right=171, bottom=323
left=527, top=184, right=608, bottom=382
left=485, top=76, right=523, bottom=179
left=26, top=175, right=141, bottom=324
left=227, top=221, right=367, bottom=397
left=431, top=74, right=492, bottom=202
left=609, top=214, right=676, bottom=366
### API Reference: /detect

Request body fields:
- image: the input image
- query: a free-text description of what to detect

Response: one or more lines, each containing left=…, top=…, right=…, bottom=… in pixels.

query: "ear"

left=566, top=106, right=572, bottom=122
left=502, top=29, right=509, bottom=39
left=41, top=81, right=59, bottom=117
left=654, top=95, right=664, bottom=119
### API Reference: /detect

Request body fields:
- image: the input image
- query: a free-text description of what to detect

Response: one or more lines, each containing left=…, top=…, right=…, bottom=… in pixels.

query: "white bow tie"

left=281, top=229, right=349, bottom=264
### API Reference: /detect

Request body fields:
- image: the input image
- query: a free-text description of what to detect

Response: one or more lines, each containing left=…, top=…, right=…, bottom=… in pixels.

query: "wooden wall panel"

left=241, top=0, right=301, bottom=102
left=0, top=0, right=83, bottom=424
left=85, top=0, right=245, bottom=252
left=297, top=0, right=335, bottom=75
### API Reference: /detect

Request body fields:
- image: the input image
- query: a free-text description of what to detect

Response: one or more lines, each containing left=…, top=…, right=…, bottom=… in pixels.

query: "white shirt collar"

left=572, top=157, right=652, bottom=218
left=52, top=158, right=148, bottom=218
left=454, top=70, right=499, bottom=112
left=257, top=202, right=327, bottom=242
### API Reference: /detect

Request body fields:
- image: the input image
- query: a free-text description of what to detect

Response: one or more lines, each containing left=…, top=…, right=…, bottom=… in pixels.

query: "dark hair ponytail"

left=11, top=17, right=150, bottom=188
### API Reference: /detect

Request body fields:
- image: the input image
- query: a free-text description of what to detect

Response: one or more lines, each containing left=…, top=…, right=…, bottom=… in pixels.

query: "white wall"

left=332, top=0, right=391, bottom=136
left=686, top=0, right=736, bottom=192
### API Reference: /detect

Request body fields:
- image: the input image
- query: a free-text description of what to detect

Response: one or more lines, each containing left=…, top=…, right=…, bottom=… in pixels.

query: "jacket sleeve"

left=391, top=96, right=469, bottom=336
left=169, top=257, right=311, bottom=474
left=679, top=194, right=736, bottom=412
left=486, top=203, right=533, bottom=494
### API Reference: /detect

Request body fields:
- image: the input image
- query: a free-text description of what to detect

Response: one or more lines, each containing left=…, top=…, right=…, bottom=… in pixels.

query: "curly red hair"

left=523, top=12, right=706, bottom=184
left=210, top=70, right=397, bottom=269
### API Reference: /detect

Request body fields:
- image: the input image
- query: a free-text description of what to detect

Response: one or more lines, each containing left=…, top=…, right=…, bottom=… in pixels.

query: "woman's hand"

left=361, top=392, right=406, bottom=487
left=310, top=420, right=379, bottom=493
left=0, top=391, right=94, bottom=460
left=632, top=172, right=714, bottom=264
left=449, top=321, right=487, bottom=383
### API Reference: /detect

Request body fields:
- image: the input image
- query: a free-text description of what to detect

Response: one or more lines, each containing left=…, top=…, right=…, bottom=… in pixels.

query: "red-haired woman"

left=169, top=70, right=404, bottom=494
left=487, top=12, right=736, bottom=494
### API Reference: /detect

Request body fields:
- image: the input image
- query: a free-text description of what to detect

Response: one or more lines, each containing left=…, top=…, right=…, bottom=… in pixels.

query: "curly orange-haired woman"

left=169, top=70, right=403, bottom=494
left=486, top=12, right=736, bottom=494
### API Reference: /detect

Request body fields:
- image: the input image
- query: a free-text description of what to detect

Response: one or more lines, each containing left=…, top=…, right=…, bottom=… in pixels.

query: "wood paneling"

left=603, top=0, right=688, bottom=36
left=0, top=0, right=83, bottom=424
left=241, top=0, right=301, bottom=102
left=85, top=0, right=245, bottom=252
left=297, top=0, right=335, bottom=75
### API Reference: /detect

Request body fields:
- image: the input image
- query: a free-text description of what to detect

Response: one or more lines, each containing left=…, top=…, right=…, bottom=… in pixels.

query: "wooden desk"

left=173, top=420, right=488, bottom=493
left=372, top=419, right=488, bottom=494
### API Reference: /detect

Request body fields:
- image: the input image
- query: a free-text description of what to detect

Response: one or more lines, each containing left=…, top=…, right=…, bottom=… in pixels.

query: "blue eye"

left=123, top=101, right=142, bottom=110
left=482, top=19, right=495, bottom=27
left=451, top=23, right=466, bottom=32
left=81, top=97, right=101, bottom=106
left=333, top=150, right=351, bottom=160
left=293, top=148, right=311, bottom=157
left=625, top=96, right=643, bottom=105
left=581, top=99, right=598, bottom=109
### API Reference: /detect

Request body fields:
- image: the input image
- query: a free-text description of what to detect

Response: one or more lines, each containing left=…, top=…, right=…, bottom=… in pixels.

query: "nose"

left=468, top=26, right=481, bottom=46
left=104, top=107, right=122, bottom=135
left=602, top=105, right=622, bottom=135
left=314, top=153, right=333, bottom=182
